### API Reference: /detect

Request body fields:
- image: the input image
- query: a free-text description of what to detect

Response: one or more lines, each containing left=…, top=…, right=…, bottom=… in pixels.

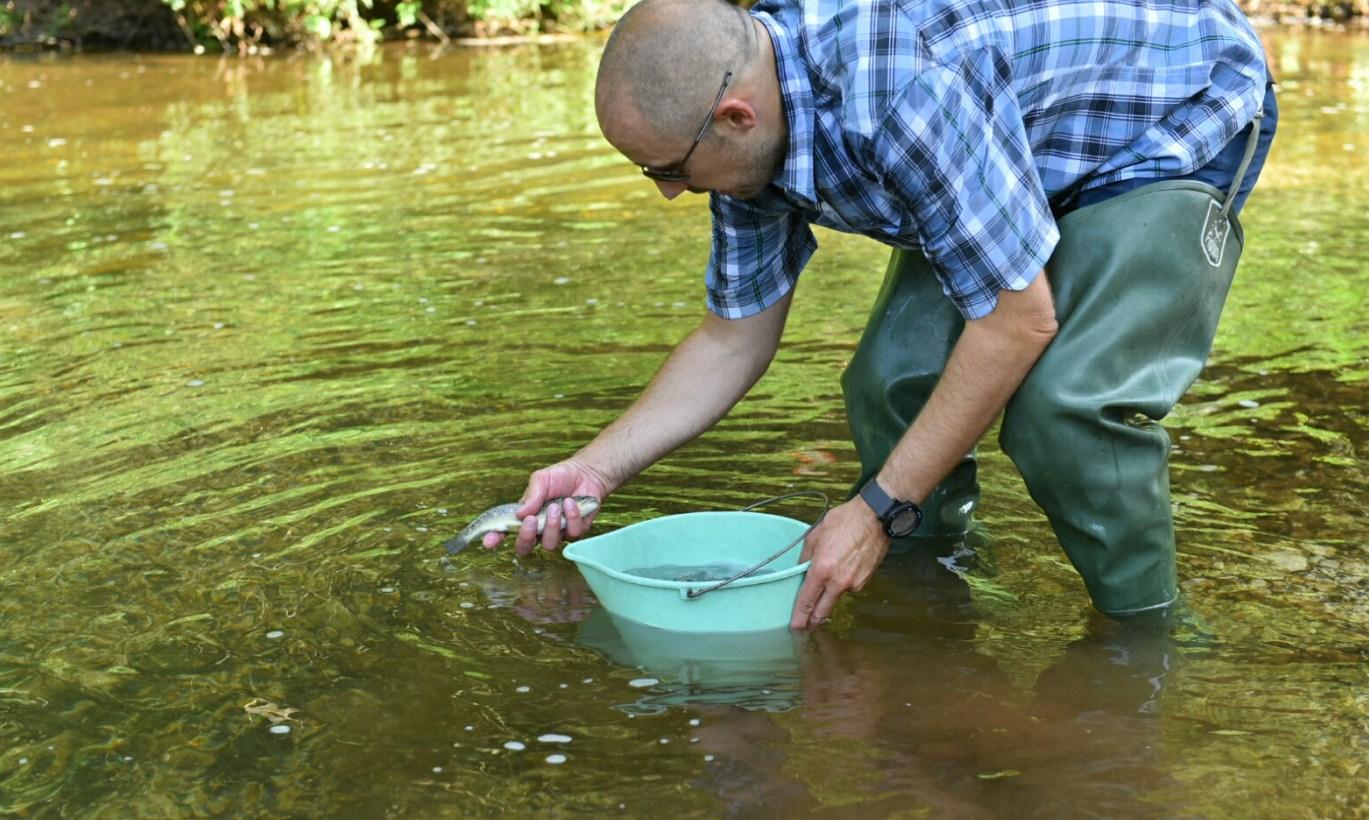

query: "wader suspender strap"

left=1219, top=104, right=1265, bottom=220
left=1202, top=103, right=1264, bottom=267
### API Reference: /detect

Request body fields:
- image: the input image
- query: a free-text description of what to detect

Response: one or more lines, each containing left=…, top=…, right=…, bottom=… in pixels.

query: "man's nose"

left=654, top=180, right=688, bottom=200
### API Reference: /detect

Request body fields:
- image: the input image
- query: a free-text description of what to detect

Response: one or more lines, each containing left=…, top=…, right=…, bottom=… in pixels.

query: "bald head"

left=596, top=0, right=758, bottom=146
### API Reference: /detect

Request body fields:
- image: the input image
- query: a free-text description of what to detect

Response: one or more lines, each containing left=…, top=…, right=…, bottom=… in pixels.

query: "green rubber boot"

left=841, top=248, right=979, bottom=539
left=1000, top=181, right=1245, bottom=615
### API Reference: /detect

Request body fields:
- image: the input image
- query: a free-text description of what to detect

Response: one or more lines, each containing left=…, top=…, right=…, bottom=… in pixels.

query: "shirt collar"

left=752, top=8, right=817, bottom=208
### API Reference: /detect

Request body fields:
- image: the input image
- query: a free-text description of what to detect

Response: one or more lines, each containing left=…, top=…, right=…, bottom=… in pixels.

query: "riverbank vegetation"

left=0, top=0, right=1364, bottom=52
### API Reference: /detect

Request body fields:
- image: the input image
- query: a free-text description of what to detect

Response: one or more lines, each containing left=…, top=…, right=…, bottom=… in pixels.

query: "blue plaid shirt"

left=706, top=0, right=1269, bottom=320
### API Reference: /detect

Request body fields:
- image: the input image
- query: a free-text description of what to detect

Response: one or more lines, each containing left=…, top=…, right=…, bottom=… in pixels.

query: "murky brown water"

left=0, top=29, right=1365, bottom=817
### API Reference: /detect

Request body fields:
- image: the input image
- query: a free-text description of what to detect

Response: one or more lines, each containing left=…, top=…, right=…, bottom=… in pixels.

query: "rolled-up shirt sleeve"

left=874, top=47, right=1059, bottom=320
left=705, top=193, right=818, bottom=320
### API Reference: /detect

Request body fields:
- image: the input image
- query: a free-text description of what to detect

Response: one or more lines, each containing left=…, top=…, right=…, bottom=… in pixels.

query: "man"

left=484, top=0, right=1277, bottom=629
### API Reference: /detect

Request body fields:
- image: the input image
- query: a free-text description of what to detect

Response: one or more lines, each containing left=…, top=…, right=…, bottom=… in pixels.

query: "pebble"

left=688, top=719, right=700, bottom=727
left=269, top=725, right=291, bottom=735
left=503, top=741, right=526, bottom=751
left=704, top=755, right=714, bottom=762
left=628, top=677, right=659, bottom=688
left=538, top=734, right=572, bottom=744
left=546, top=754, right=567, bottom=764
left=1237, top=399, right=1260, bottom=409
left=379, top=586, right=396, bottom=594
left=265, top=630, right=285, bottom=639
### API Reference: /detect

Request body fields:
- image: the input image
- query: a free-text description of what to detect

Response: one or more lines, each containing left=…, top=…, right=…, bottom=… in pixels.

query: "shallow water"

left=0, top=29, right=1365, bottom=817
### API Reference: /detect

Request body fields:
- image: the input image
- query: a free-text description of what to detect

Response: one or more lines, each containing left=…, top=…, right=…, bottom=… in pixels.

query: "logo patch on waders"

left=1204, top=198, right=1237, bottom=266
left=1201, top=199, right=1230, bottom=267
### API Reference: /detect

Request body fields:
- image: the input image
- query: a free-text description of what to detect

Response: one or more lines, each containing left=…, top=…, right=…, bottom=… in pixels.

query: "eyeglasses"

left=640, top=71, right=733, bottom=183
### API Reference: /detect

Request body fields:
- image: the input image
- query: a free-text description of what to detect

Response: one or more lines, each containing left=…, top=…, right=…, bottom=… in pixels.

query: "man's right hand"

left=482, top=459, right=613, bottom=556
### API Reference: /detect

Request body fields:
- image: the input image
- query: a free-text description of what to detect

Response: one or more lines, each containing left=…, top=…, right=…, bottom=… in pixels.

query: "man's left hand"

left=789, top=497, right=891, bottom=629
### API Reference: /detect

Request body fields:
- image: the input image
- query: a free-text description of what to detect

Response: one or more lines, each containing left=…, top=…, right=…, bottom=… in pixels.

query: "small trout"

left=444, top=496, right=600, bottom=554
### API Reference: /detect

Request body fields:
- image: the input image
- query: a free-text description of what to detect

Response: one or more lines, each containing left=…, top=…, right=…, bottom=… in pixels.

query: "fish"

left=444, top=496, right=600, bottom=554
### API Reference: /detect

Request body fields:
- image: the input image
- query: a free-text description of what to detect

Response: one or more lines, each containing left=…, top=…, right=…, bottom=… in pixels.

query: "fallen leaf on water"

left=244, top=698, right=299, bottom=724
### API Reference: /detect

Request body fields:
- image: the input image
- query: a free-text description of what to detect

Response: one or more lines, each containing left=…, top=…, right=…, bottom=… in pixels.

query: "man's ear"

left=715, top=98, right=759, bottom=133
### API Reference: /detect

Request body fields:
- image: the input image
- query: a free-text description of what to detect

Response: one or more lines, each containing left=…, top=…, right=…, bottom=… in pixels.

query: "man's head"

left=595, top=0, right=787, bottom=200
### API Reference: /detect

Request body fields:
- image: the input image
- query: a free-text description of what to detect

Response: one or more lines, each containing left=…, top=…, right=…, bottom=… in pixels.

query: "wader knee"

left=842, top=249, right=979, bottom=539
left=1001, top=181, right=1245, bottom=615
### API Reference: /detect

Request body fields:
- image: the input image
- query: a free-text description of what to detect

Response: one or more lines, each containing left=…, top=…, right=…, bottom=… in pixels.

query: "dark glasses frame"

left=641, top=71, right=734, bottom=183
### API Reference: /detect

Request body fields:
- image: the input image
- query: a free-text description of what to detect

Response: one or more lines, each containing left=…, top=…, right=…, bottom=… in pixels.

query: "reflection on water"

left=0, top=29, right=1365, bottom=817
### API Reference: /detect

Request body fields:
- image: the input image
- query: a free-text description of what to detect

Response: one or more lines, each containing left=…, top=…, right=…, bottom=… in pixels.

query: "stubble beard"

left=725, top=130, right=788, bottom=200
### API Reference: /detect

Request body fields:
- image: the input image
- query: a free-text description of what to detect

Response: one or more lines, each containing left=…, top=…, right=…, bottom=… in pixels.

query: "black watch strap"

left=859, top=477, right=924, bottom=538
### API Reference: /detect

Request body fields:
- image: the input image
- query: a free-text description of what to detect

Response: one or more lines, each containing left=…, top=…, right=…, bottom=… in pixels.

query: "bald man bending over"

left=486, top=0, right=1277, bottom=628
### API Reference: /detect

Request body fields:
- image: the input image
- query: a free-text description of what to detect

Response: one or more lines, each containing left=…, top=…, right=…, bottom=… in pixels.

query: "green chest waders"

left=841, top=112, right=1263, bottom=615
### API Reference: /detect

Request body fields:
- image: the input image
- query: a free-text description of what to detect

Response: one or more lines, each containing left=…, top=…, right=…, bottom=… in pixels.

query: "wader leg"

left=841, top=249, right=979, bottom=538
left=999, top=181, right=1247, bottom=615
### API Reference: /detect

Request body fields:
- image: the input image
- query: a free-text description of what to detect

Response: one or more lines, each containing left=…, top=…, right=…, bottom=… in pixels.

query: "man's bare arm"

left=511, top=290, right=794, bottom=553
left=790, top=270, right=1058, bottom=628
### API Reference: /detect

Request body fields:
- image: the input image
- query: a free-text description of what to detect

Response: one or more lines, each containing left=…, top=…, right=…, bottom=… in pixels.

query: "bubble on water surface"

left=503, top=741, right=526, bottom=751
left=1238, top=399, right=1260, bottom=409
left=8, top=232, right=24, bottom=239
left=266, top=630, right=285, bottom=639
left=628, top=678, right=659, bottom=688
left=538, top=734, right=571, bottom=744
left=186, top=379, right=205, bottom=388
left=432, top=766, right=443, bottom=773
left=379, top=586, right=396, bottom=594
left=515, top=685, right=531, bottom=693
left=47, top=138, right=66, bottom=148
left=688, top=719, right=700, bottom=727
left=546, top=754, right=567, bottom=764
left=553, top=277, right=570, bottom=285
left=704, top=755, right=714, bottom=762
left=270, top=725, right=291, bottom=735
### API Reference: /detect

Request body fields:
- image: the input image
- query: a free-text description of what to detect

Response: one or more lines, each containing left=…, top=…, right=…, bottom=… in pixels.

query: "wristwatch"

left=859, top=476, right=923, bottom=538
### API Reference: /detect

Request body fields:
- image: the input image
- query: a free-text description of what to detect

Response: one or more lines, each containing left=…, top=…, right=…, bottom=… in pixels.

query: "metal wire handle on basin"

left=683, top=490, right=831, bottom=600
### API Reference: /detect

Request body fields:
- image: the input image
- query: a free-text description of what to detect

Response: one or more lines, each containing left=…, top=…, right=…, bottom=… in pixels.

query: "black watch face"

left=888, top=504, right=922, bottom=538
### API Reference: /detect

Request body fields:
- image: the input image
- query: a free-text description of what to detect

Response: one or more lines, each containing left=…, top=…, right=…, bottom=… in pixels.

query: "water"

left=0, top=30, right=1365, bottom=816
left=625, top=562, right=782, bottom=583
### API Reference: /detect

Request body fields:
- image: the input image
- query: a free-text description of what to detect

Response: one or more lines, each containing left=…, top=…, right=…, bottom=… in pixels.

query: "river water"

left=0, top=29, right=1365, bottom=817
